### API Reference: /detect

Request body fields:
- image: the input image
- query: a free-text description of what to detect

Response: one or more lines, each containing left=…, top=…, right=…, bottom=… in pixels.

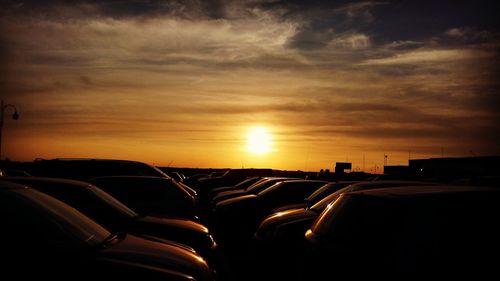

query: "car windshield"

left=306, top=183, right=337, bottom=203
left=88, top=187, right=138, bottom=219
left=309, top=194, right=348, bottom=236
left=235, top=177, right=262, bottom=189
left=310, top=195, right=403, bottom=243
left=257, top=182, right=284, bottom=196
left=14, top=188, right=111, bottom=247
left=246, top=179, right=284, bottom=193
left=148, top=165, right=171, bottom=178
left=309, top=182, right=431, bottom=212
left=310, top=185, right=353, bottom=212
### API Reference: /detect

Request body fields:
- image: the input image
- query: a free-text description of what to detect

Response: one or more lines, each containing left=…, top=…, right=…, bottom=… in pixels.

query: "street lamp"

left=0, top=100, right=20, bottom=162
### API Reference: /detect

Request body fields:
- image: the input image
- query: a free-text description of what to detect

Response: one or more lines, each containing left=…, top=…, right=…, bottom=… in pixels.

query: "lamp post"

left=0, top=100, right=20, bottom=162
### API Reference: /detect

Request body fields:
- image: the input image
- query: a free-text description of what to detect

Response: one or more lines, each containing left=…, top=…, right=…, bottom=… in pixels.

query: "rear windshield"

left=8, top=188, right=111, bottom=246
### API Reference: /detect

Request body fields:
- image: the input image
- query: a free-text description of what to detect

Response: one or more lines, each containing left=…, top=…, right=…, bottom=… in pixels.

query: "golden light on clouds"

left=1, top=1, right=499, bottom=171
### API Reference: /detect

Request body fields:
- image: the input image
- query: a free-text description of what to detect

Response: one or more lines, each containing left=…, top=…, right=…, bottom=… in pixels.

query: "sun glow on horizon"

left=247, top=127, right=272, bottom=155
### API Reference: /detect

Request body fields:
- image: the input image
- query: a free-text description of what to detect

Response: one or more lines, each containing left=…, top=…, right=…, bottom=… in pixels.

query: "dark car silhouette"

left=255, top=181, right=438, bottom=242
left=304, top=185, right=500, bottom=278
left=270, top=181, right=358, bottom=213
left=28, top=158, right=170, bottom=181
left=252, top=181, right=439, bottom=280
left=211, top=177, right=297, bottom=206
left=215, top=180, right=328, bottom=239
left=0, top=181, right=213, bottom=281
left=208, top=176, right=265, bottom=198
left=88, top=176, right=198, bottom=219
left=0, top=177, right=218, bottom=266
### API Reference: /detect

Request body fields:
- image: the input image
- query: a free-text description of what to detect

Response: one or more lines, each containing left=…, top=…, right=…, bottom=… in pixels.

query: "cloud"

left=444, top=27, right=497, bottom=42
left=0, top=7, right=302, bottom=69
left=359, top=48, right=493, bottom=65
left=332, top=1, right=388, bottom=20
left=328, top=33, right=371, bottom=49
left=384, top=40, right=425, bottom=50
left=1, top=1, right=500, bottom=166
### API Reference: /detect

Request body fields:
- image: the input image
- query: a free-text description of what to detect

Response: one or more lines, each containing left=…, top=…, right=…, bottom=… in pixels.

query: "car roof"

left=352, top=180, right=437, bottom=186
left=347, top=185, right=498, bottom=198
left=36, top=158, right=147, bottom=164
left=278, top=179, right=328, bottom=184
left=89, top=175, right=170, bottom=181
left=0, top=180, right=30, bottom=191
left=1, top=176, right=94, bottom=189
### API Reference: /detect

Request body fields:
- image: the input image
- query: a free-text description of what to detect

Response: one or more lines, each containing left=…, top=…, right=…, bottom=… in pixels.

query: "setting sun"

left=247, top=127, right=272, bottom=155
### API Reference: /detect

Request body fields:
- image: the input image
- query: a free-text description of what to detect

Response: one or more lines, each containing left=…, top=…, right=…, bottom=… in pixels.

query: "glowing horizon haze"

left=1, top=0, right=499, bottom=172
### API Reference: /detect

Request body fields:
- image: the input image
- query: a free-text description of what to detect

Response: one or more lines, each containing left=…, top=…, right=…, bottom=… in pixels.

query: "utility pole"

left=362, top=153, right=365, bottom=172
left=0, top=100, right=20, bottom=163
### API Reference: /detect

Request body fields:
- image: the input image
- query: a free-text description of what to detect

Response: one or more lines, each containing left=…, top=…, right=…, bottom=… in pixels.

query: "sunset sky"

left=1, top=0, right=499, bottom=172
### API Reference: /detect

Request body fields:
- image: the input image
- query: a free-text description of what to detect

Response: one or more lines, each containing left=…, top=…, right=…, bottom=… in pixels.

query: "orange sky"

left=1, top=1, right=499, bottom=171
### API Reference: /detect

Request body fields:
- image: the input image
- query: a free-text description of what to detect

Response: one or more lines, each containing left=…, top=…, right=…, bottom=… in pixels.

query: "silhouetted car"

left=255, top=181, right=438, bottom=243
left=208, top=177, right=265, bottom=198
left=215, top=180, right=328, bottom=238
left=304, top=185, right=500, bottom=278
left=167, top=171, right=186, bottom=182
left=0, top=177, right=218, bottom=264
left=209, top=171, right=228, bottom=178
left=3, top=168, right=32, bottom=176
left=28, top=158, right=170, bottom=181
left=194, top=168, right=274, bottom=196
left=183, top=173, right=210, bottom=187
left=0, top=181, right=213, bottom=281
left=88, top=176, right=198, bottom=219
left=270, top=181, right=358, bottom=213
left=211, top=177, right=297, bottom=205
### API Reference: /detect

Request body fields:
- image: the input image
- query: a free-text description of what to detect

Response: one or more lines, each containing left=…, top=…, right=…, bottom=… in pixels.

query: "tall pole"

left=0, top=100, right=20, bottom=163
left=0, top=100, right=4, bottom=162
left=362, top=153, right=365, bottom=172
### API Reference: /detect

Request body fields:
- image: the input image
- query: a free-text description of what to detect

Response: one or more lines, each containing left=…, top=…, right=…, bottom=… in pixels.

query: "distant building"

left=335, top=162, right=352, bottom=174
left=409, top=156, right=500, bottom=180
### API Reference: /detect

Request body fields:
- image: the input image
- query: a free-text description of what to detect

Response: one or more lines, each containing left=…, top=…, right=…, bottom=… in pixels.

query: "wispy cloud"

left=359, top=48, right=493, bottom=65
left=328, top=33, right=371, bottom=49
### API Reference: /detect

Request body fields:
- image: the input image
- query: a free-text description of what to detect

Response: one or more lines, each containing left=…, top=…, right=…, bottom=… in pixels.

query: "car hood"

left=255, top=208, right=318, bottom=241
left=137, top=216, right=210, bottom=234
left=214, top=194, right=259, bottom=214
left=271, top=203, right=309, bottom=213
left=98, top=234, right=211, bottom=281
left=131, top=216, right=218, bottom=254
left=210, top=186, right=235, bottom=194
left=212, top=189, right=247, bottom=201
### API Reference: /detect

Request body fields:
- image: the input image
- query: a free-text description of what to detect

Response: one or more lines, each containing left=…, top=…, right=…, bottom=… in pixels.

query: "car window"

left=310, top=185, right=353, bottom=212
left=310, top=191, right=500, bottom=271
left=21, top=181, right=138, bottom=224
left=0, top=188, right=110, bottom=247
left=88, top=186, right=138, bottom=218
left=246, top=179, right=281, bottom=193
left=306, top=183, right=340, bottom=203
left=311, top=195, right=402, bottom=239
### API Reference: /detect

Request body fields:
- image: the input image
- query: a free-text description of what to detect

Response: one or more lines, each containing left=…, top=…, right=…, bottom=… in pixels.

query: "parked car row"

left=197, top=175, right=500, bottom=280
left=1, top=158, right=499, bottom=280
left=0, top=181, right=213, bottom=281
left=0, top=159, right=222, bottom=280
